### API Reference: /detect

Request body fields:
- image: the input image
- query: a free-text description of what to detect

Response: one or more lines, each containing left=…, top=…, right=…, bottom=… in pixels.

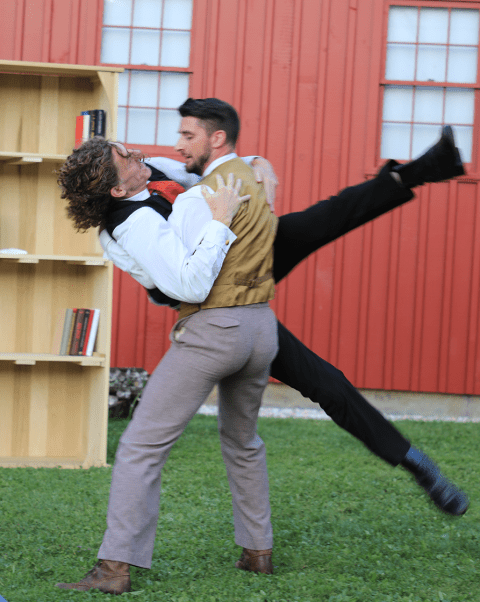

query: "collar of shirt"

left=202, top=153, right=238, bottom=178
left=123, top=188, right=151, bottom=202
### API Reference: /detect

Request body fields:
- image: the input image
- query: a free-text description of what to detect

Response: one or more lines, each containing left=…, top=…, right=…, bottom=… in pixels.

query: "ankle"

left=400, top=446, right=424, bottom=472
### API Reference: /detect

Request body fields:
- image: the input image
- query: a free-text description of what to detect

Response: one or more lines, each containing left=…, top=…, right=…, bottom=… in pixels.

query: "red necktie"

left=146, top=180, right=185, bottom=204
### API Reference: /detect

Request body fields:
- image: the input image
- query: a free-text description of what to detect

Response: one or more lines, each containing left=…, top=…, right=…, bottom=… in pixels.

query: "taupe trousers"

left=98, top=302, right=278, bottom=569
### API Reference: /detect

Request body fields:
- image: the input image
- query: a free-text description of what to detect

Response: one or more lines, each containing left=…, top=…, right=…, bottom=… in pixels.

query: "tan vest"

left=178, top=158, right=278, bottom=320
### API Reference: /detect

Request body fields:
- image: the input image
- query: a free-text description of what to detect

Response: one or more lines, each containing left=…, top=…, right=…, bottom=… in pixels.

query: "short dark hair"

left=57, top=137, right=120, bottom=231
left=178, top=98, right=240, bottom=146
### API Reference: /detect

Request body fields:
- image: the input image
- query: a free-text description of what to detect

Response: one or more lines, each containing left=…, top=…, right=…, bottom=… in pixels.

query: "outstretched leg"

left=274, top=160, right=413, bottom=282
left=271, top=320, right=410, bottom=466
left=274, top=126, right=464, bottom=283
left=271, top=320, right=469, bottom=515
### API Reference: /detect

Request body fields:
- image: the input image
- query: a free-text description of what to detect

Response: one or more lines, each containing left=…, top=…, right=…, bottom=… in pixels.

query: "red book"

left=75, top=116, right=83, bottom=148
left=69, top=308, right=86, bottom=355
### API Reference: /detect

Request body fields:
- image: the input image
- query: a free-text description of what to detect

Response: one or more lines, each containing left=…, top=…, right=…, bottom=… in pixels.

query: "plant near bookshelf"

left=0, top=60, right=122, bottom=468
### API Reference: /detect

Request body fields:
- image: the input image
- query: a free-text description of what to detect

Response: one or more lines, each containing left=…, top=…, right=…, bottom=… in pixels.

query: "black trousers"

left=270, top=161, right=415, bottom=466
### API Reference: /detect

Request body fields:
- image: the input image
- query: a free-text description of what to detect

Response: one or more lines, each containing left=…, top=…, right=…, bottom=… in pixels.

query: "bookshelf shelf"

left=0, top=151, right=68, bottom=164
left=0, top=60, right=120, bottom=469
left=0, top=353, right=106, bottom=366
left=0, top=254, right=109, bottom=265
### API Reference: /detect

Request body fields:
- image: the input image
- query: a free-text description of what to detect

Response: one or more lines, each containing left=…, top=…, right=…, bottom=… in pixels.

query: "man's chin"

left=185, top=163, right=202, bottom=176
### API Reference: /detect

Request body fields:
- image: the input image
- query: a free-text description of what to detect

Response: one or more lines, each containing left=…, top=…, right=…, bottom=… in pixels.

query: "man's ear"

left=110, top=184, right=126, bottom=199
left=210, top=129, right=227, bottom=149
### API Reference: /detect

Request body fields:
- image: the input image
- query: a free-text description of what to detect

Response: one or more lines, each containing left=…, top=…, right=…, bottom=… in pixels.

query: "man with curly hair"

left=57, top=98, right=467, bottom=595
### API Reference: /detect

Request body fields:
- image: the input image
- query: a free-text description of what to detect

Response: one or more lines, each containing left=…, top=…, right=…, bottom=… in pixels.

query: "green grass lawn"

left=0, top=416, right=479, bottom=602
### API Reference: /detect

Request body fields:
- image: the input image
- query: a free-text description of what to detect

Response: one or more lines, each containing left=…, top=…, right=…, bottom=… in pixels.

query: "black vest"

left=105, top=163, right=180, bottom=308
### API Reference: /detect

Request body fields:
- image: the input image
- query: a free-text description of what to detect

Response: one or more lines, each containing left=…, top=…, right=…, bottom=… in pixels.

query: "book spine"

left=59, top=309, right=74, bottom=355
left=94, top=109, right=106, bottom=137
left=88, top=110, right=97, bottom=139
left=69, top=308, right=86, bottom=355
left=51, top=308, right=67, bottom=355
left=77, top=309, right=91, bottom=355
left=75, top=116, right=84, bottom=148
left=81, top=111, right=90, bottom=143
left=66, top=309, right=78, bottom=355
left=85, top=309, right=100, bottom=357
left=82, top=309, right=94, bottom=356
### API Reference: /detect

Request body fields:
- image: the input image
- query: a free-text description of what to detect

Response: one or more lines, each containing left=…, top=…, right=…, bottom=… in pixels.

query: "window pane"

left=159, top=72, right=189, bottom=108
left=163, top=0, right=193, bottom=30
left=118, top=71, right=129, bottom=105
left=381, top=123, right=411, bottom=160
left=131, top=29, right=161, bottom=66
left=454, top=126, right=473, bottom=163
left=129, top=70, right=159, bottom=107
left=447, top=47, right=478, bottom=84
left=418, top=8, right=448, bottom=44
left=412, top=124, right=439, bottom=158
left=103, top=0, right=132, bottom=26
left=413, top=87, right=443, bottom=124
left=416, top=45, right=447, bottom=82
left=444, top=89, right=475, bottom=125
left=157, top=109, right=182, bottom=145
left=117, top=106, right=127, bottom=142
left=133, top=0, right=163, bottom=27
left=383, top=86, right=413, bottom=122
left=387, top=7, right=418, bottom=43
left=127, top=108, right=156, bottom=144
left=450, top=9, right=479, bottom=45
left=386, top=44, right=415, bottom=80
left=101, top=28, right=131, bottom=64
left=161, top=31, right=191, bottom=67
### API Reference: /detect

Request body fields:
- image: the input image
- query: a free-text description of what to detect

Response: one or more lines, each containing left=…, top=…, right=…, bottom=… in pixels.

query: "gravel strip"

left=197, top=404, right=480, bottom=422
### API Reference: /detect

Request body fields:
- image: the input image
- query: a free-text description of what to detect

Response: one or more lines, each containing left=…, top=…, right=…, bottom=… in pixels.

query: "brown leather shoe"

left=55, top=559, right=131, bottom=595
left=235, top=548, right=273, bottom=574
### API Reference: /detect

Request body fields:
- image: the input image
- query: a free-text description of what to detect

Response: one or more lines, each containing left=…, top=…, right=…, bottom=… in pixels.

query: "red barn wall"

left=2, top=0, right=479, bottom=394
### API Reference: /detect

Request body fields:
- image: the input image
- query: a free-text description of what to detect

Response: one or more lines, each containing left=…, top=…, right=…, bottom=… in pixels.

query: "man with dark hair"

left=56, top=97, right=467, bottom=595
left=179, top=97, right=241, bottom=152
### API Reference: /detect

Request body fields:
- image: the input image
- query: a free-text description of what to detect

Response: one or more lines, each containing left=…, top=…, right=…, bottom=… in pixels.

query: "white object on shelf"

left=0, top=248, right=28, bottom=254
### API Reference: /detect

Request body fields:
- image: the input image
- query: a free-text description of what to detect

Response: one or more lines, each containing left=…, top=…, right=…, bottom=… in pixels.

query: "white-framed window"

left=380, top=3, right=479, bottom=165
left=100, top=0, right=193, bottom=147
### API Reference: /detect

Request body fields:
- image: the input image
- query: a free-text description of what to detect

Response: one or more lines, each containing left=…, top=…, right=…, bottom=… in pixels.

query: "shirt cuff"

left=203, top=220, right=237, bottom=252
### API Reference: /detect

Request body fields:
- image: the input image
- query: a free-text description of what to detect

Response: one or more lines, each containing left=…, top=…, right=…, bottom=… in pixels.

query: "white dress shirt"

left=101, top=153, right=250, bottom=304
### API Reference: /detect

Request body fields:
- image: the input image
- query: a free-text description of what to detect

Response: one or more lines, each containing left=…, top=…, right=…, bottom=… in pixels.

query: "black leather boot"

left=401, top=446, right=469, bottom=516
left=393, top=125, right=465, bottom=188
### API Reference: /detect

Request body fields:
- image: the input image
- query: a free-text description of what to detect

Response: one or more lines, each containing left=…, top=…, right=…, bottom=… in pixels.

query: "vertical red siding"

left=0, top=0, right=101, bottom=64
left=1, top=0, right=479, bottom=392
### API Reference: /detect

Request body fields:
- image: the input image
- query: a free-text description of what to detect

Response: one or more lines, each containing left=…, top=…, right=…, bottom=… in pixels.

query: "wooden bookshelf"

left=0, top=60, right=122, bottom=468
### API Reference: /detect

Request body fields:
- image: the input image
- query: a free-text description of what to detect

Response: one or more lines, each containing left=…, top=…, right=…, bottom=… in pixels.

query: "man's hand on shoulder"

left=251, top=157, right=278, bottom=213
left=201, top=174, right=251, bottom=228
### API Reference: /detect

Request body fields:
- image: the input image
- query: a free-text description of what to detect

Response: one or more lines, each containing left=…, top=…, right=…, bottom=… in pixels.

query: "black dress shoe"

left=401, top=446, right=469, bottom=516
left=393, top=125, right=465, bottom=188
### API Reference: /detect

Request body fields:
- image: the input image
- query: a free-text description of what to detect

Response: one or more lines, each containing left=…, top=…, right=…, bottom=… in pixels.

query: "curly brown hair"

left=57, top=137, right=120, bottom=231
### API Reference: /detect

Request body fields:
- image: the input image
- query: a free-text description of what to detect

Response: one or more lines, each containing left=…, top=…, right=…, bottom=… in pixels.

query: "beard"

left=185, top=150, right=211, bottom=176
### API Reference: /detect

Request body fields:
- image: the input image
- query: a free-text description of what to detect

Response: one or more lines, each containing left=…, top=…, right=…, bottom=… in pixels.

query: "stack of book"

left=75, top=110, right=106, bottom=147
left=51, top=309, right=101, bottom=356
